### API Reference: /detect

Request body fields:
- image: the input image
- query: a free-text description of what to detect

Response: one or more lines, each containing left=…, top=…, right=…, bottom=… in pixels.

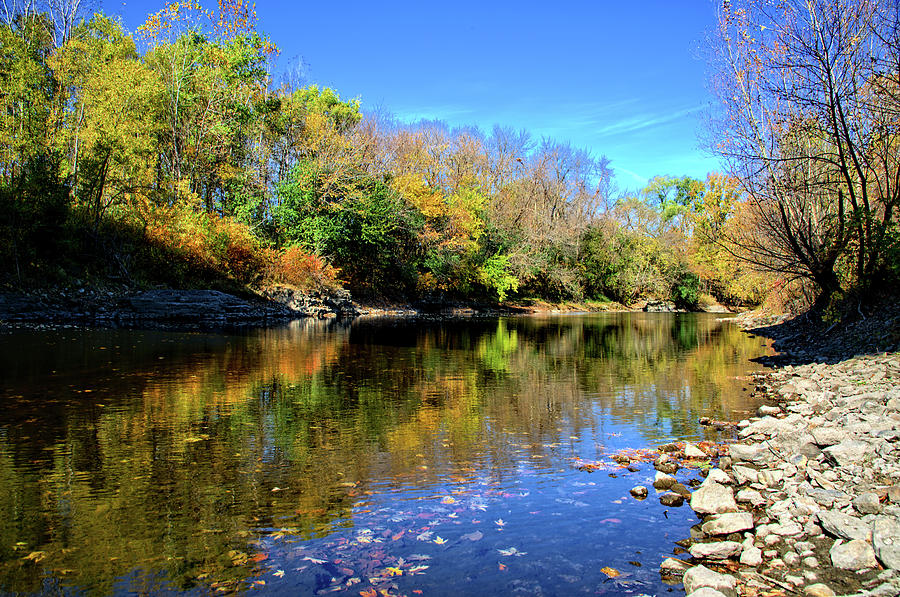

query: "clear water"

left=0, top=313, right=770, bottom=596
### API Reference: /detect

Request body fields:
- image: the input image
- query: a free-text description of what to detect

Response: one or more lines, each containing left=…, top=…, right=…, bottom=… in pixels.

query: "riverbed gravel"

left=668, top=310, right=900, bottom=597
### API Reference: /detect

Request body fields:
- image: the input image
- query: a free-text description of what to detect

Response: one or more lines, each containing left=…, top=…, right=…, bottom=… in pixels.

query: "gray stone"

left=854, top=492, right=883, bottom=515
left=810, top=427, right=844, bottom=446
left=653, top=471, right=676, bottom=490
left=629, top=485, right=648, bottom=499
left=830, top=539, right=879, bottom=570
left=683, top=565, right=737, bottom=597
left=689, top=541, right=742, bottom=559
left=684, top=441, right=707, bottom=458
left=732, top=465, right=758, bottom=485
left=804, top=488, right=850, bottom=507
left=817, top=510, right=872, bottom=541
left=701, top=512, right=754, bottom=536
left=729, top=444, right=770, bottom=464
left=691, top=482, right=738, bottom=514
left=823, top=440, right=871, bottom=466
left=803, top=584, right=835, bottom=597
left=873, top=516, right=900, bottom=569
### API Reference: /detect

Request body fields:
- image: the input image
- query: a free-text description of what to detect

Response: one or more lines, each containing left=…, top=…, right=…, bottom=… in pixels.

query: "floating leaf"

left=494, top=518, right=506, bottom=527
left=359, top=589, right=377, bottom=597
left=441, top=496, right=456, bottom=505
left=461, top=531, right=483, bottom=542
left=415, top=531, right=433, bottom=542
left=498, top=563, right=507, bottom=571
left=601, top=566, right=621, bottom=578
left=433, top=536, right=447, bottom=545
left=497, top=547, right=526, bottom=557
left=391, top=530, right=406, bottom=541
left=273, top=570, right=284, bottom=578
left=383, top=566, right=402, bottom=577
left=408, top=565, right=429, bottom=574
left=23, top=551, right=46, bottom=562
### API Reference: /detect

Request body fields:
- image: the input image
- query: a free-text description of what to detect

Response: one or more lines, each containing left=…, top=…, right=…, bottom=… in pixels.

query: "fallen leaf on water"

left=494, top=518, right=506, bottom=527
left=461, top=531, right=483, bottom=541
left=250, top=553, right=268, bottom=563
left=408, top=565, right=429, bottom=574
left=498, top=563, right=507, bottom=571
left=433, top=536, right=447, bottom=545
left=23, top=551, right=46, bottom=562
left=391, top=530, right=406, bottom=541
left=601, top=566, right=621, bottom=578
left=383, top=566, right=402, bottom=577
left=415, top=531, right=433, bottom=542
left=359, top=589, right=377, bottom=597
left=273, top=570, right=284, bottom=578
left=497, top=547, right=527, bottom=557
left=441, top=496, right=456, bottom=504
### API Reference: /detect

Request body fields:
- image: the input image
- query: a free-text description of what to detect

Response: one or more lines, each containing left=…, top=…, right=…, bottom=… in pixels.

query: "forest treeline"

left=2, top=0, right=895, bottom=310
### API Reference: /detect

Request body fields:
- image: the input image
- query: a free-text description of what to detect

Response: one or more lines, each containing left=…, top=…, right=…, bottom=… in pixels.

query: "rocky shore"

left=0, top=286, right=358, bottom=329
left=650, top=309, right=900, bottom=597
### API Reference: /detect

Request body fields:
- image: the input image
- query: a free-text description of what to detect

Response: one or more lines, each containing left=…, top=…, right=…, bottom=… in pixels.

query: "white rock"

left=803, top=583, right=835, bottom=597
left=705, top=468, right=730, bottom=485
left=739, top=545, right=763, bottom=566
left=830, top=538, right=879, bottom=570
left=701, top=512, right=755, bottom=536
left=683, top=565, right=737, bottom=597
left=687, top=589, right=729, bottom=597
left=689, top=541, right=742, bottom=559
left=691, top=482, right=738, bottom=515
left=732, top=465, right=758, bottom=485
left=684, top=441, right=707, bottom=458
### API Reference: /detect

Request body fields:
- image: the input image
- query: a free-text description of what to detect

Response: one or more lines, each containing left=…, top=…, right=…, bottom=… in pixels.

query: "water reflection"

left=0, top=313, right=769, bottom=595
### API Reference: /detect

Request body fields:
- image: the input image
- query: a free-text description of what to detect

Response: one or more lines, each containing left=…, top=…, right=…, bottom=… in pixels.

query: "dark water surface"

left=0, top=313, right=770, bottom=596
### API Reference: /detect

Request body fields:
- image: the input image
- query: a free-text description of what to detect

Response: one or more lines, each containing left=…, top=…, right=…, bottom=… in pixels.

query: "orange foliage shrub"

left=141, top=205, right=267, bottom=284
left=265, top=245, right=340, bottom=291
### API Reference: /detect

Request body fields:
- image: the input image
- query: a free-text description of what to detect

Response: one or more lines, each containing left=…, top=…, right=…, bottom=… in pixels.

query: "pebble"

left=689, top=541, right=743, bottom=559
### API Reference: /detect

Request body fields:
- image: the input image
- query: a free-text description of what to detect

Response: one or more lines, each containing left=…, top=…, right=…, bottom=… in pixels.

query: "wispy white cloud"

left=590, top=105, right=704, bottom=137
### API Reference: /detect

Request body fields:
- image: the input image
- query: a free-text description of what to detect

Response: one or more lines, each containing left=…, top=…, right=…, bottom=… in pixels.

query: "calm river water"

left=0, top=313, right=770, bottom=596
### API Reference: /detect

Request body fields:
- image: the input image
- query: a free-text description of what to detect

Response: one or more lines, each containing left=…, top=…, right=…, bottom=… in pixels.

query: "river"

left=0, top=312, right=770, bottom=596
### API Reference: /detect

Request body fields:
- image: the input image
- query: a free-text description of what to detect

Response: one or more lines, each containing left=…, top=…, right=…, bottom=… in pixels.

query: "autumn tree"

left=711, top=0, right=900, bottom=304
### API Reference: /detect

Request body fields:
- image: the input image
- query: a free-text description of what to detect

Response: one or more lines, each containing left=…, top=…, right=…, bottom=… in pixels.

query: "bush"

left=265, top=245, right=340, bottom=291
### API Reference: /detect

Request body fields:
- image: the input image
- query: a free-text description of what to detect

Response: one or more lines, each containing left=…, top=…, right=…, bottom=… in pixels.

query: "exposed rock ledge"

left=0, top=286, right=357, bottom=328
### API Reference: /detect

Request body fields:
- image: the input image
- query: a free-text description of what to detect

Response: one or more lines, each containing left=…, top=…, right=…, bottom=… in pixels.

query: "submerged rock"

left=629, top=485, right=648, bottom=499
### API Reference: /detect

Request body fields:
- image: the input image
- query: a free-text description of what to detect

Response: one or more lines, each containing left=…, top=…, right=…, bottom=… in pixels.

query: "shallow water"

left=0, top=313, right=770, bottom=596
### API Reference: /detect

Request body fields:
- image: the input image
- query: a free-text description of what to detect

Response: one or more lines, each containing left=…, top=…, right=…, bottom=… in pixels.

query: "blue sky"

left=113, top=1, right=723, bottom=190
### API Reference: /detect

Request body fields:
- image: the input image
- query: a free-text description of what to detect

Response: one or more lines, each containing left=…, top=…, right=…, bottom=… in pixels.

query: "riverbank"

left=660, top=306, right=900, bottom=597
left=0, top=284, right=735, bottom=329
